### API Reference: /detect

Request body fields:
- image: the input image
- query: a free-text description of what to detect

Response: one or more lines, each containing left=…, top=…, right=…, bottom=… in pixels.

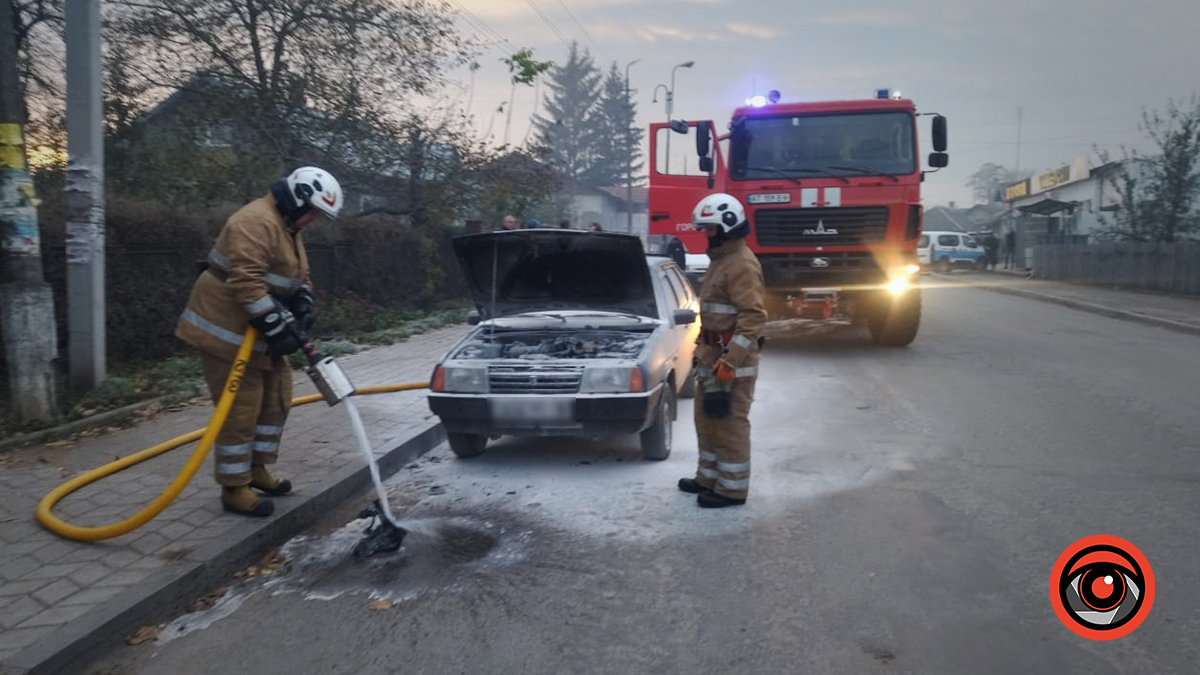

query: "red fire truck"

left=647, top=90, right=948, bottom=346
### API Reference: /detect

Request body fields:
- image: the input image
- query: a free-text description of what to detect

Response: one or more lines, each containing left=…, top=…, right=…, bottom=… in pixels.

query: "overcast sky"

left=445, top=0, right=1200, bottom=207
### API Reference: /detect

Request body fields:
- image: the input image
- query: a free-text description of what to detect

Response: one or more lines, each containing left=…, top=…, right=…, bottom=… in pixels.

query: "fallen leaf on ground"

left=187, top=587, right=228, bottom=613
left=367, top=600, right=394, bottom=611
left=126, top=624, right=162, bottom=645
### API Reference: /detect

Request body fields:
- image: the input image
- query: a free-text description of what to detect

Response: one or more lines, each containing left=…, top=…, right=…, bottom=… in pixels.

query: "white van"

left=917, top=231, right=987, bottom=272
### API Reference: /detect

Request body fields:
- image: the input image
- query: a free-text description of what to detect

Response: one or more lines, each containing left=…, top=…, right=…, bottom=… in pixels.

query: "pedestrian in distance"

left=677, top=193, right=767, bottom=508
left=588, top=222, right=603, bottom=232
left=524, top=217, right=542, bottom=229
left=558, top=219, right=572, bottom=229
left=1004, top=228, right=1017, bottom=269
left=176, top=167, right=343, bottom=517
left=984, top=231, right=1000, bottom=271
left=501, top=214, right=520, bottom=230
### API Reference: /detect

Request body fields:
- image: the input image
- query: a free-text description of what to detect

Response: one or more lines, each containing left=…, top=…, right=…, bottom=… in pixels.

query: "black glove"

left=249, top=298, right=303, bottom=357
left=287, top=286, right=316, bottom=336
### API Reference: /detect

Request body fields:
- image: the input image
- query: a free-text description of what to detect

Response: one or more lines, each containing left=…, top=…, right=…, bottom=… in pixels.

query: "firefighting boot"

left=250, top=464, right=292, bottom=496
left=677, top=478, right=713, bottom=494
left=221, top=486, right=275, bottom=517
left=697, top=490, right=746, bottom=509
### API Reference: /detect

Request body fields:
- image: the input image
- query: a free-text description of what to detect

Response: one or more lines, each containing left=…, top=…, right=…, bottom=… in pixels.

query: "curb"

left=972, top=281, right=1200, bottom=338
left=0, top=387, right=206, bottom=454
left=0, top=422, right=447, bottom=675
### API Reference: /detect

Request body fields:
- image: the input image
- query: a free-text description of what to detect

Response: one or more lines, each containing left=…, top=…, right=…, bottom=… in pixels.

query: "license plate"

left=489, top=397, right=574, bottom=424
left=747, top=192, right=790, bottom=204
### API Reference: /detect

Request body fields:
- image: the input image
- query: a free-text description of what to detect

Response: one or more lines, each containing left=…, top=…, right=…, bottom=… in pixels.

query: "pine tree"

left=585, top=63, right=644, bottom=187
left=531, top=41, right=601, bottom=182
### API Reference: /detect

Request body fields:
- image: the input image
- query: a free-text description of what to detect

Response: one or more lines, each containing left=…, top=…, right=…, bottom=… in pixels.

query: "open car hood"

left=452, top=230, right=657, bottom=320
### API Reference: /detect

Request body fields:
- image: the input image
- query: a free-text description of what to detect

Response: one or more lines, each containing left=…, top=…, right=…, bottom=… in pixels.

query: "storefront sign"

left=1038, top=165, right=1072, bottom=190
left=1004, top=178, right=1030, bottom=201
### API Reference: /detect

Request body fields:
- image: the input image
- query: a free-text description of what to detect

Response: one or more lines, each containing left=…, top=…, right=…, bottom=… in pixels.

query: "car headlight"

left=435, top=366, right=488, bottom=393
left=580, top=366, right=644, bottom=393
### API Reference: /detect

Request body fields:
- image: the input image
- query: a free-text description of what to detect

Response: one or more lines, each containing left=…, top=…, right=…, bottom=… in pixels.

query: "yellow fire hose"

left=36, top=327, right=429, bottom=542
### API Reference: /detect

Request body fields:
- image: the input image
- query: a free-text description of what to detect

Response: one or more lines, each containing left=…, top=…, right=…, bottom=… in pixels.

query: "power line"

left=554, top=0, right=607, bottom=61
left=523, top=0, right=572, bottom=49
left=447, top=0, right=518, bottom=54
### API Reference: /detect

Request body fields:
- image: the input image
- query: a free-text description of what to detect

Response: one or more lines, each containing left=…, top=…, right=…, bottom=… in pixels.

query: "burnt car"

left=427, top=229, right=700, bottom=461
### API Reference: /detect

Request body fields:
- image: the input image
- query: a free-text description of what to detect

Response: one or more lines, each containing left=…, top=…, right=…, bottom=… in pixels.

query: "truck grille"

left=753, top=207, right=890, bottom=247
left=760, top=252, right=886, bottom=290
left=489, top=366, right=583, bottom=394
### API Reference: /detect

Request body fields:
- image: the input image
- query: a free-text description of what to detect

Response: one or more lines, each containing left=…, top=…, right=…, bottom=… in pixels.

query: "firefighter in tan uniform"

left=176, top=167, right=344, bottom=517
left=677, top=193, right=767, bottom=508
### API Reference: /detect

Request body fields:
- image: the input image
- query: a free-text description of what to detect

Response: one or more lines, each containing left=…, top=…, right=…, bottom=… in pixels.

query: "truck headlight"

left=438, top=366, right=488, bottom=393
left=580, top=366, right=644, bottom=393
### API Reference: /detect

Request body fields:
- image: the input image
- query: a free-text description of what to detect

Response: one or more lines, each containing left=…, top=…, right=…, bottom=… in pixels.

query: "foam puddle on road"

left=153, top=514, right=532, bottom=643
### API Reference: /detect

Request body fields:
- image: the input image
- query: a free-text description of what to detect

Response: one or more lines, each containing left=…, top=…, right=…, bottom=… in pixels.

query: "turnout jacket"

left=176, top=195, right=311, bottom=370
left=695, top=237, right=767, bottom=376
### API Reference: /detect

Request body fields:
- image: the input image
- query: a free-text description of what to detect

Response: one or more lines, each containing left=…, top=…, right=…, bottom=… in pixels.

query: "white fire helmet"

left=287, top=167, right=344, bottom=218
left=691, top=193, right=747, bottom=234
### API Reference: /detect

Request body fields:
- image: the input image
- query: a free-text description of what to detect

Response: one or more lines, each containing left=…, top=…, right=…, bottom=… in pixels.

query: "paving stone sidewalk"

left=0, top=324, right=468, bottom=675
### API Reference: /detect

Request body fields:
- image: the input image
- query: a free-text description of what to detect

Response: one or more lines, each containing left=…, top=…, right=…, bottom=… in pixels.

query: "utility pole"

left=0, top=0, right=61, bottom=423
left=1015, top=106, right=1023, bottom=174
left=65, top=0, right=106, bottom=389
left=624, top=59, right=640, bottom=234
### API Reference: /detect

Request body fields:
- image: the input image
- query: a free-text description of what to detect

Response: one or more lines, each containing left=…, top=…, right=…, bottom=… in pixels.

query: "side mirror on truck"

left=932, top=115, right=947, bottom=152
left=669, top=120, right=689, bottom=134
left=696, top=124, right=711, bottom=157
left=928, top=152, right=949, bottom=168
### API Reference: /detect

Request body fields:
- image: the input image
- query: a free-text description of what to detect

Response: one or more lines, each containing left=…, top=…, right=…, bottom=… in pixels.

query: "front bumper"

left=427, top=387, right=663, bottom=437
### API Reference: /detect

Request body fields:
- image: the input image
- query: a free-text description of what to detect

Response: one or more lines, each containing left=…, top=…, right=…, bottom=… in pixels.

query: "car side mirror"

left=466, top=310, right=481, bottom=325
left=672, top=308, right=696, bottom=325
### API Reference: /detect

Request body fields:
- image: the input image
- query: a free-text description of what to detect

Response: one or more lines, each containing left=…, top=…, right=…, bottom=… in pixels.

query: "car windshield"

left=730, top=111, right=916, bottom=180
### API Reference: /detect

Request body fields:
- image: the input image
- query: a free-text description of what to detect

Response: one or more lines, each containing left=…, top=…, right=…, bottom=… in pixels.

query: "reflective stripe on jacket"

left=175, top=195, right=311, bottom=370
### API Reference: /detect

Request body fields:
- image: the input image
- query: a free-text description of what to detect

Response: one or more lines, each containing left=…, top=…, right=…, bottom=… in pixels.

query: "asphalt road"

left=84, top=282, right=1200, bottom=675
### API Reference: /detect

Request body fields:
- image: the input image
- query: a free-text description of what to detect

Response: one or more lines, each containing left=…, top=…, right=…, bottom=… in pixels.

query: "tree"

left=498, top=48, right=552, bottom=148
left=1095, top=95, right=1200, bottom=243
left=530, top=41, right=602, bottom=183
left=966, top=162, right=1025, bottom=204
left=585, top=62, right=643, bottom=187
left=104, top=0, right=473, bottom=191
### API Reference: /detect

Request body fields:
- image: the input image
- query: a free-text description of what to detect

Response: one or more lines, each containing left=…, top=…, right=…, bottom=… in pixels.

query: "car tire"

left=447, top=432, right=488, bottom=459
left=640, top=387, right=674, bottom=461
left=678, top=367, right=696, bottom=399
left=936, top=257, right=951, bottom=274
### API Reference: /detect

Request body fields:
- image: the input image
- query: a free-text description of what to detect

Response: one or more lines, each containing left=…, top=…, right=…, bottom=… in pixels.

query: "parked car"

left=917, top=230, right=987, bottom=272
left=427, top=229, right=701, bottom=461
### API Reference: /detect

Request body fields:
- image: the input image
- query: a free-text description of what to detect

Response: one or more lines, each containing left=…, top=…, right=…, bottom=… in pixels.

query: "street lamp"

left=624, top=59, right=640, bottom=233
left=652, top=60, right=694, bottom=173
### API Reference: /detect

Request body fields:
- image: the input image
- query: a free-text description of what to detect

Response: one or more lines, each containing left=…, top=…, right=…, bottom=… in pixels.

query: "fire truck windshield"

left=729, top=111, right=916, bottom=181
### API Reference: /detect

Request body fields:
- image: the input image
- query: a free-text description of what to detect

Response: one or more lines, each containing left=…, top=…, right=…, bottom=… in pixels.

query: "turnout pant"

left=693, top=377, right=757, bottom=500
left=200, top=352, right=293, bottom=487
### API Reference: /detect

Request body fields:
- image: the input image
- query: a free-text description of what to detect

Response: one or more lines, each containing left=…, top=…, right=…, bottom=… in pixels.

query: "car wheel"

left=936, top=257, right=951, bottom=274
left=640, top=387, right=674, bottom=461
left=447, top=432, right=488, bottom=459
left=678, top=367, right=696, bottom=399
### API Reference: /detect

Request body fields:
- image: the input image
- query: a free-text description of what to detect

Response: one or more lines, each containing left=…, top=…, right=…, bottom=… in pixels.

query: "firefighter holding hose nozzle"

left=175, top=167, right=343, bottom=517
left=677, top=193, right=767, bottom=508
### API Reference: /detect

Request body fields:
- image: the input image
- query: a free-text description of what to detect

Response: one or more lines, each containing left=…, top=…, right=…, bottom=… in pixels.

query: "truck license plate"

left=747, top=192, right=790, bottom=204
left=490, top=397, right=574, bottom=424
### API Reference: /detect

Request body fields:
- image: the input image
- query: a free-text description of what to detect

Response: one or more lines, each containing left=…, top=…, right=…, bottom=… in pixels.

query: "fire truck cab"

left=648, top=90, right=948, bottom=346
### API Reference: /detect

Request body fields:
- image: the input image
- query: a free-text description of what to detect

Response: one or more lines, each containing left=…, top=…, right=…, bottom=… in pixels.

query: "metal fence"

left=1032, top=242, right=1200, bottom=295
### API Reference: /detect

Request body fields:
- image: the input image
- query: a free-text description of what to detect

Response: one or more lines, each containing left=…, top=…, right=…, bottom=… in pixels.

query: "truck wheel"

left=868, top=289, right=921, bottom=347
left=640, top=387, right=674, bottom=461
left=447, top=432, right=488, bottom=459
